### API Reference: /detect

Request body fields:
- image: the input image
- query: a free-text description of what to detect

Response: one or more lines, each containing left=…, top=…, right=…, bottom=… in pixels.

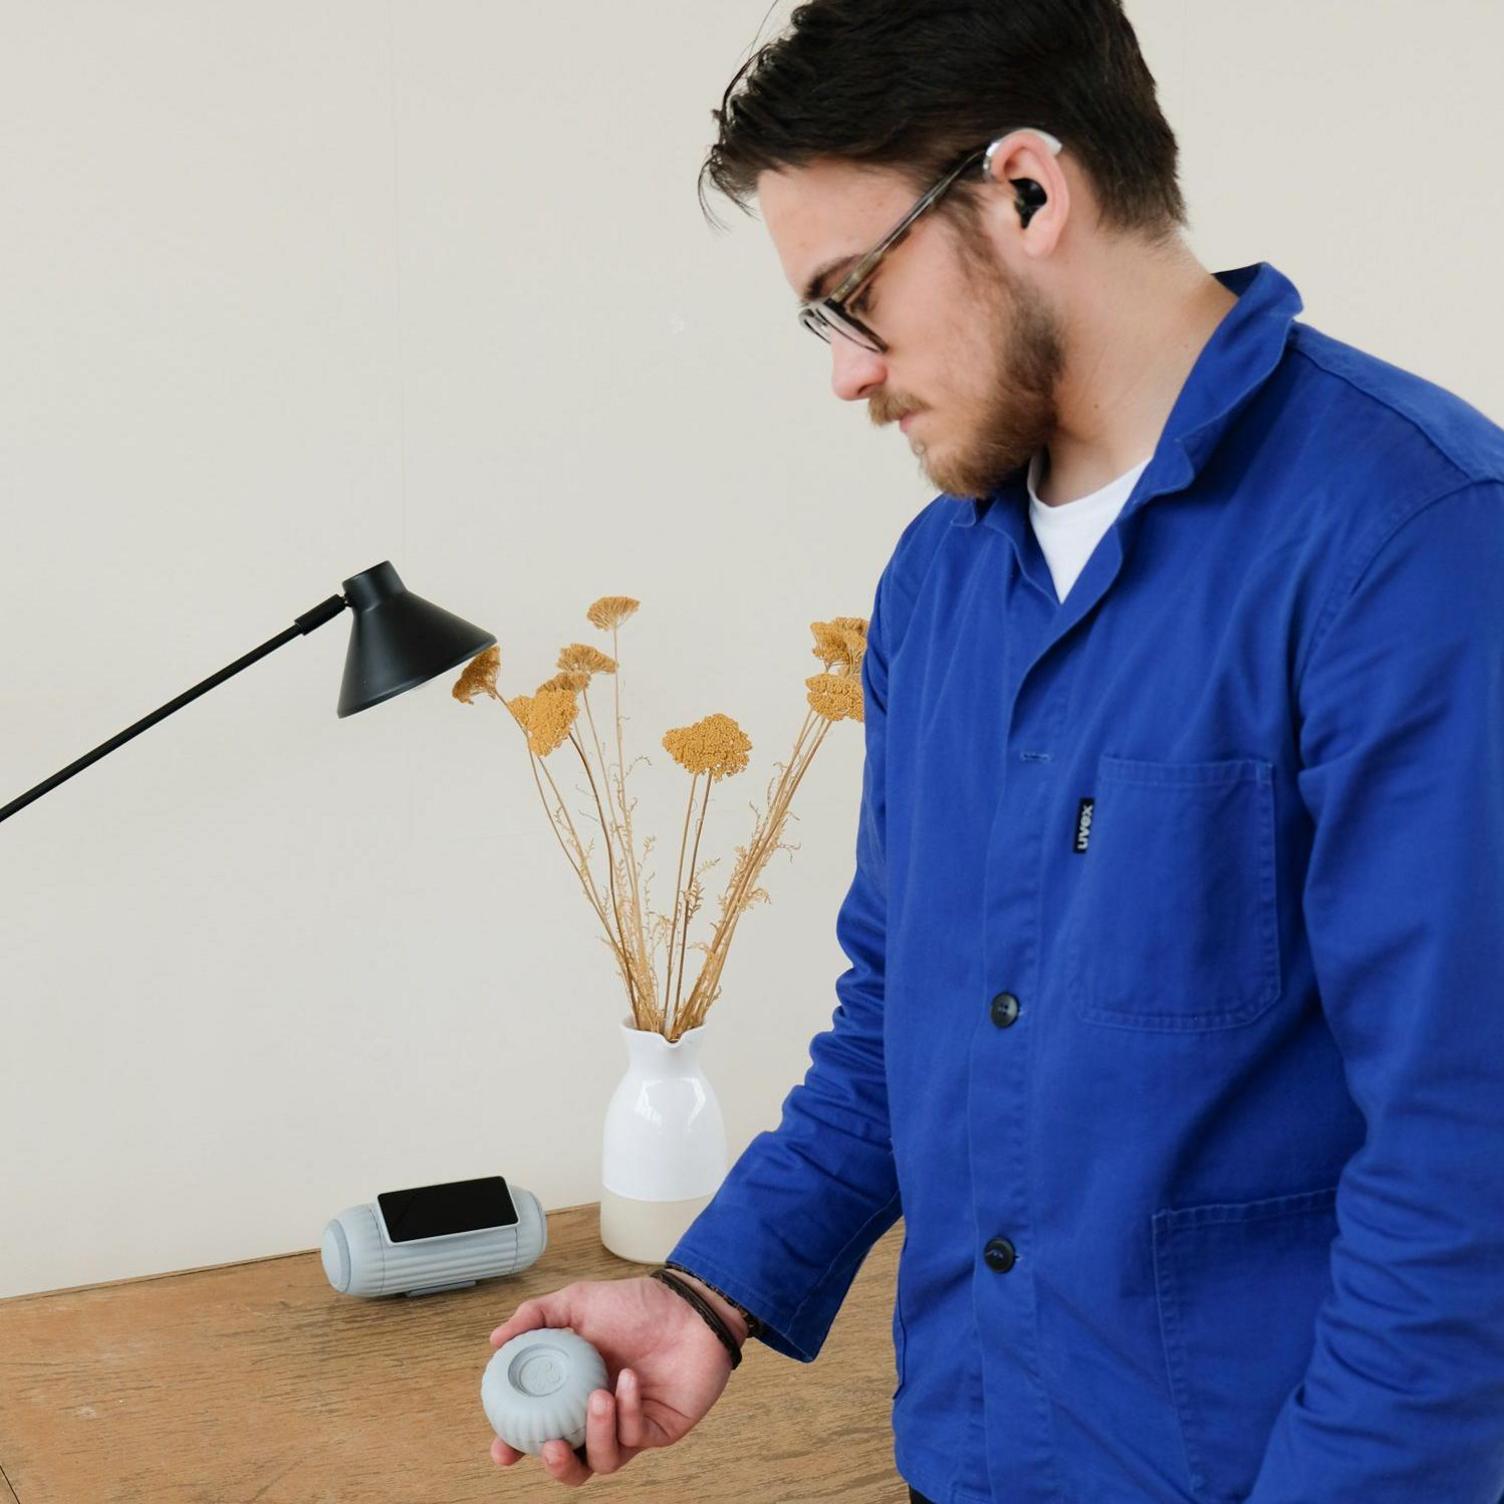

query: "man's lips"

left=899, top=411, right=921, bottom=433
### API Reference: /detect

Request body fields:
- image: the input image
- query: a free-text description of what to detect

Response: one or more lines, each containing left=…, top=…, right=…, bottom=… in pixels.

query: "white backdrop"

left=2, top=0, right=1500, bottom=1299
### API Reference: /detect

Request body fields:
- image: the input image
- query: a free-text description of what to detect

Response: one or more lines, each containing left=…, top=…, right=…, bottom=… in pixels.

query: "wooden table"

left=0, top=1203, right=909, bottom=1503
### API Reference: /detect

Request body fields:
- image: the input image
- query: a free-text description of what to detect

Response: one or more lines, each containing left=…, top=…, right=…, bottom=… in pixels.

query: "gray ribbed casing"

left=482, top=1328, right=609, bottom=1456
left=321, top=1186, right=547, bottom=1297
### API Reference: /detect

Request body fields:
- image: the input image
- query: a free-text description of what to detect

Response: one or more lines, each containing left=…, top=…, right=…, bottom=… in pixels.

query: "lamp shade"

left=337, top=561, right=496, bottom=717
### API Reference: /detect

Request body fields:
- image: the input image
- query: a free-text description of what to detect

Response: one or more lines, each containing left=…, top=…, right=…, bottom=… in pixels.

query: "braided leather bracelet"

left=649, top=1268, right=744, bottom=1370
left=662, top=1259, right=766, bottom=1340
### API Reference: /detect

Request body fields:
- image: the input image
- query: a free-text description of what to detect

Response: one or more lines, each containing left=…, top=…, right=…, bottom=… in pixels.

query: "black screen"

left=377, top=1175, right=519, bottom=1243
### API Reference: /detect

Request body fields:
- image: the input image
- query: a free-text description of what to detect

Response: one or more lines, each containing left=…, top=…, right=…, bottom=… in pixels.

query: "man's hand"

left=485, top=1273, right=742, bottom=1487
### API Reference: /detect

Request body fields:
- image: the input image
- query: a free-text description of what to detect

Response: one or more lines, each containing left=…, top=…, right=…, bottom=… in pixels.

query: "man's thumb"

left=488, top=1286, right=574, bottom=1349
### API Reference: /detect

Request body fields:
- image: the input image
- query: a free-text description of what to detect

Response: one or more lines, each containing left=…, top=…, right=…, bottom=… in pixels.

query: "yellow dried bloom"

left=557, top=643, right=618, bottom=677
left=536, top=670, right=590, bottom=695
left=525, top=687, right=578, bottom=757
left=586, top=596, right=640, bottom=631
left=506, top=692, right=534, bottom=728
left=809, top=617, right=869, bottom=672
left=807, top=673, right=865, bottom=724
left=662, top=712, right=752, bottom=778
left=452, top=644, right=502, bottom=704
left=810, top=622, right=850, bottom=671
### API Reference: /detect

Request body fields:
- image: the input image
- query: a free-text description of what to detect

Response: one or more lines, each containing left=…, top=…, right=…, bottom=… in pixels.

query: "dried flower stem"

left=679, top=709, right=832, bottom=1035
left=578, top=689, right=646, bottom=1026
left=493, top=690, right=645, bottom=1024
left=609, top=625, right=657, bottom=1028
left=506, top=703, right=623, bottom=967
left=566, top=727, right=643, bottom=1026
left=662, top=769, right=699, bottom=1023
left=671, top=768, right=714, bottom=1035
left=582, top=677, right=657, bottom=1032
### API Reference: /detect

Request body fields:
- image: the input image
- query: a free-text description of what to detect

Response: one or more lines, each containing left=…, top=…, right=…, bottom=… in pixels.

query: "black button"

left=984, top=1237, right=1017, bottom=1273
left=990, top=991, right=1020, bottom=1028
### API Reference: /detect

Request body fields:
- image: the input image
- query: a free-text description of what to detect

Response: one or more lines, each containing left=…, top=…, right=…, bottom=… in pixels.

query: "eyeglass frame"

left=796, top=128, right=1064, bottom=354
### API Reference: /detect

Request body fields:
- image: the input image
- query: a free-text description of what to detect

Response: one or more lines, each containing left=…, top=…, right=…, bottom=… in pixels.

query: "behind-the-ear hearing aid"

left=1012, top=178, right=1048, bottom=229
left=982, top=127, right=1062, bottom=231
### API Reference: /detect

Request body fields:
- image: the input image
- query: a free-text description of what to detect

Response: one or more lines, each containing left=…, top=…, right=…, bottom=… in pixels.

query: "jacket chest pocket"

left=1064, top=754, right=1281, bottom=1029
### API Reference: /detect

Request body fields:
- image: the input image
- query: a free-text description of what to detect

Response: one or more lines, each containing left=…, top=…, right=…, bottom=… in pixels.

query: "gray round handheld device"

left=321, top=1174, right=547, bottom=1298
left=482, top=1327, right=609, bottom=1457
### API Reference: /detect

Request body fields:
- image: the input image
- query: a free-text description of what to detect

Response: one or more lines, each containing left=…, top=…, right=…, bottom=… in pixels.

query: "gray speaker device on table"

left=321, top=1174, right=548, bottom=1298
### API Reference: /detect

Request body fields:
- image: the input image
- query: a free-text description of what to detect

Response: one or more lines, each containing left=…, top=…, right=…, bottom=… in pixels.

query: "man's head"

left=701, top=0, right=1190, bottom=499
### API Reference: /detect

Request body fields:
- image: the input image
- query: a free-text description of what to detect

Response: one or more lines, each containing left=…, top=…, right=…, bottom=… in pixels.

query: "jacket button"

left=990, top=991, right=1020, bottom=1028
left=984, top=1237, right=1017, bottom=1273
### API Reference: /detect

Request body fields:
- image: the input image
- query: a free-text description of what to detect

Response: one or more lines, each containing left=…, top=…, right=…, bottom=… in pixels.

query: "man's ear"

left=983, top=130, right=1068, bottom=253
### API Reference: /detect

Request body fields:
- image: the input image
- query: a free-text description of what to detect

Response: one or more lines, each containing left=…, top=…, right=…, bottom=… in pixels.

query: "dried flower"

left=806, top=672, right=864, bottom=724
left=452, top=644, right=503, bottom=704
left=586, top=596, right=640, bottom=631
left=524, top=687, right=579, bottom=757
left=810, top=617, right=868, bottom=672
left=536, top=670, right=591, bottom=695
left=662, top=712, right=752, bottom=778
left=557, top=643, right=618, bottom=677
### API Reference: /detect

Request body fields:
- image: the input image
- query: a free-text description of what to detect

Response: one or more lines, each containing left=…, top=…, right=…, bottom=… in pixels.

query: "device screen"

left=378, top=1175, right=519, bottom=1243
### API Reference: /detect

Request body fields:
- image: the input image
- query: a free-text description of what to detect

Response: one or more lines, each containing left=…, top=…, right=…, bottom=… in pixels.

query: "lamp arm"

left=0, top=592, right=348, bottom=828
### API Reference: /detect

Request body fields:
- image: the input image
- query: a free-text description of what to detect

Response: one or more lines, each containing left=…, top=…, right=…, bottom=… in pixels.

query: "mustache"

left=869, top=394, right=922, bottom=426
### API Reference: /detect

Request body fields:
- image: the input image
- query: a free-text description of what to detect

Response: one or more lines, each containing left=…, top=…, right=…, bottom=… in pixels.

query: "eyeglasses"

left=797, top=128, right=1063, bottom=354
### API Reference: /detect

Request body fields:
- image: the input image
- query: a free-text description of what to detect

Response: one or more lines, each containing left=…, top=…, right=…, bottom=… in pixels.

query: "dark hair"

left=699, top=0, right=1187, bottom=245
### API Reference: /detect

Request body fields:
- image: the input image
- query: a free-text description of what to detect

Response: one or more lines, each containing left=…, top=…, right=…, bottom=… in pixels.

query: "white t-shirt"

left=1027, top=447, right=1152, bottom=604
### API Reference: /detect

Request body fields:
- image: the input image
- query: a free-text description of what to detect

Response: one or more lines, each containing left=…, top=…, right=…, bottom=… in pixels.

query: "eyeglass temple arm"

left=828, top=149, right=990, bottom=304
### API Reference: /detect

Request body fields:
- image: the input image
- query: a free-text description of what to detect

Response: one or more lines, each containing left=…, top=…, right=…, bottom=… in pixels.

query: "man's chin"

left=915, top=424, right=1038, bottom=498
left=917, top=443, right=990, bottom=501
left=911, top=432, right=951, bottom=493
left=924, top=460, right=1025, bottom=502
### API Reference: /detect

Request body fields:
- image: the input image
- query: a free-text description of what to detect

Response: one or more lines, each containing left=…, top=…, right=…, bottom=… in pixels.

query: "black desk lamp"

left=0, top=561, right=495, bottom=826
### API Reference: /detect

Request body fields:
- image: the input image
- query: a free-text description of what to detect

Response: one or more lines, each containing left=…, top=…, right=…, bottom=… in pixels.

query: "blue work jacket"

left=667, top=261, right=1504, bottom=1504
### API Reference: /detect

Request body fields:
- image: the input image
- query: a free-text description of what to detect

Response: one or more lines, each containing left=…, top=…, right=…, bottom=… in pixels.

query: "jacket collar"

left=950, top=260, right=1304, bottom=530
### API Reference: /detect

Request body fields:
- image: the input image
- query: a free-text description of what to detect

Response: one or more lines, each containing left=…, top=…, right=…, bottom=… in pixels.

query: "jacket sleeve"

left=663, top=549, right=903, bottom=1364
left=1246, top=479, right=1504, bottom=1502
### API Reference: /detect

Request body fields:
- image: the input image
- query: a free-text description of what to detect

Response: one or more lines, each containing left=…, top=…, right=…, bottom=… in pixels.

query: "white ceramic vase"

left=599, top=1014, right=728, bottom=1264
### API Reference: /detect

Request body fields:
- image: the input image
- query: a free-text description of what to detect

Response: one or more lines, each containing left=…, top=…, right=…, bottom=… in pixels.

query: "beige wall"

left=2, top=0, right=1500, bottom=1298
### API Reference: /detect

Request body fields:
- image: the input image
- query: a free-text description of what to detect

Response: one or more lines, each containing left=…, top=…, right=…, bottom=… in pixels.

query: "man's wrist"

left=659, top=1266, right=752, bottom=1346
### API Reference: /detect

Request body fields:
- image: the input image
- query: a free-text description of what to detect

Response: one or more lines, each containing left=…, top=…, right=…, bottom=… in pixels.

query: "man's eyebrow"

left=801, top=254, right=860, bottom=304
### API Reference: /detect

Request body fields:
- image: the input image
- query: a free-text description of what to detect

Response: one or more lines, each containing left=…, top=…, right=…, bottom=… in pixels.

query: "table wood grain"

left=0, top=1202, right=909, bottom=1503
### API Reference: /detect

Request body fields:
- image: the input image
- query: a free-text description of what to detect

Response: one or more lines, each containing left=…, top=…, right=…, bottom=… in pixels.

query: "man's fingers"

left=489, top=1288, right=569, bottom=1347
left=616, top=1367, right=641, bottom=1450
left=543, top=1437, right=591, bottom=1485
left=488, top=1297, right=538, bottom=1347
left=584, top=1386, right=620, bottom=1473
left=489, top=1432, right=590, bottom=1483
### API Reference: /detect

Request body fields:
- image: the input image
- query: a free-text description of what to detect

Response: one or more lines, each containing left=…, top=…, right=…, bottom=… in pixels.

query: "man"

left=488, top=3, right=1504, bottom=1497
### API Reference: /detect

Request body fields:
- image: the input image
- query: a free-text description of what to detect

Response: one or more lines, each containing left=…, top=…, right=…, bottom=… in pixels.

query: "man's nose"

left=830, top=334, right=886, bottom=401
